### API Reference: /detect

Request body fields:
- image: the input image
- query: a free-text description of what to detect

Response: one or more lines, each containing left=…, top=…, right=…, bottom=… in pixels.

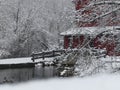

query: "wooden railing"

left=31, top=50, right=66, bottom=61
left=31, top=48, right=106, bottom=62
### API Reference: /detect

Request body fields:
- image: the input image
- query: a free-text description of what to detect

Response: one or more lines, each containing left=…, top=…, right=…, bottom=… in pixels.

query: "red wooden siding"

left=64, top=35, right=85, bottom=49
left=63, top=30, right=120, bottom=56
left=73, top=0, right=89, bottom=10
left=62, top=0, right=120, bottom=56
left=74, top=0, right=120, bottom=27
left=93, top=31, right=119, bottom=56
left=72, top=36, right=79, bottom=48
left=64, top=36, right=70, bottom=49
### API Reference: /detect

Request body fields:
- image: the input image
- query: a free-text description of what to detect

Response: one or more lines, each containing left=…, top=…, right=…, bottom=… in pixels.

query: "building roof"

left=60, top=26, right=120, bottom=37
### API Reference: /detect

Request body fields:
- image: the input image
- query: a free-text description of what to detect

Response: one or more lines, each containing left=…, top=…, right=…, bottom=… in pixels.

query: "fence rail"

left=31, top=48, right=106, bottom=62
left=31, top=50, right=66, bottom=61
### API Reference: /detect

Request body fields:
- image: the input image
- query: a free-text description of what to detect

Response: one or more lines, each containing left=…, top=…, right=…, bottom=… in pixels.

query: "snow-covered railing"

left=31, top=48, right=106, bottom=62
left=31, top=50, right=66, bottom=61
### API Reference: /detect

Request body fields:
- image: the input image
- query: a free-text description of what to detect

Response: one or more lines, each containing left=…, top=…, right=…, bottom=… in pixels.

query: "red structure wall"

left=64, top=35, right=84, bottom=49
left=64, top=36, right=70, bottom=49
left=73, top=0, right=120, bottom=27
left=73, top=0, right=89, bottom=10
left=63, top=31, right=119, bottom=56
left=63, top=0, right=120, bottom=56
left=93, top=35, right=116, bottom=56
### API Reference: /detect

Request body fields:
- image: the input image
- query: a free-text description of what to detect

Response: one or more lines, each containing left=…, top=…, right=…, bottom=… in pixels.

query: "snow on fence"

left=31, top=49, right=66, bottom=61
left=31, top=48, right=106, bottom=62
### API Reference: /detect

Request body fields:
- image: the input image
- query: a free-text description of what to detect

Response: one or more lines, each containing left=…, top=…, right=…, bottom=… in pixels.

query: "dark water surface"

left=0, top=65, right=58, bottom=84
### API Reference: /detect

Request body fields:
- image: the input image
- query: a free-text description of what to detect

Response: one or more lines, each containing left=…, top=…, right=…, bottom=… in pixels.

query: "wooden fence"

left=31, top=48, right=106, bottom=62
left=31, top=50, right=66, bottom=61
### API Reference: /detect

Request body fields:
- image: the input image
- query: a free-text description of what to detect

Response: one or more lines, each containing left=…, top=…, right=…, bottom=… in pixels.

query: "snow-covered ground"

left=101, top=56, right=120, bottom=62
left=0, top=58, right=32, bottom=64
left=0, top=54, right=120, bottom=65
left=1, top=74, right=120, bottom=90
left=0, top=57, right=54, bottom=64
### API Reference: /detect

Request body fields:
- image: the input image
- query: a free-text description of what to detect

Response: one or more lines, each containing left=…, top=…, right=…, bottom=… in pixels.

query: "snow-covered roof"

left=60, top=26, right=120, bottom=36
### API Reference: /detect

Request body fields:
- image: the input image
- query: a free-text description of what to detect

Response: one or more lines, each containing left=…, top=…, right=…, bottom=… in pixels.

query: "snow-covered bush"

left=0, top=50, right=11, bottom=59
left=69, top=47, right=106, bottom=77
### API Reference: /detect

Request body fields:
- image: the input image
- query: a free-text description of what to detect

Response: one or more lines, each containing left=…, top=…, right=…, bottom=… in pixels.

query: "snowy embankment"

left=0, top=55, right=120, bottom=65
left=1, top=74, right=120, bottom=90
left=0, top=57, right=54, bottom=64
left=0, top=58, right=32, bottom=64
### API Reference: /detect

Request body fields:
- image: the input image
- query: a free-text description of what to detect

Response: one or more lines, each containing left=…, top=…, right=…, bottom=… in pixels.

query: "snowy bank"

left=0, top=57, right=56, bottom=69
left=1, top=74, right=120, bottom=90
left=0, top=57, right=54, bottom=64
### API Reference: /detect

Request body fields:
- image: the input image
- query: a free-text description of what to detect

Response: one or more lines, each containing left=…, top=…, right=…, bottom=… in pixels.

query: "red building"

left=73, top=0, right=120, bottom=27
left=60, top=26, right=120, bottom=56
left=60, top=0, right=120, bottom=56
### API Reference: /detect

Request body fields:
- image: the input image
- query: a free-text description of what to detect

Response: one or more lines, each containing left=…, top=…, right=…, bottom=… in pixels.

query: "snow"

left=0, top=50, right=10, bottom=58
left=101, top=56, right=120, bottom=62
left=0, top=58, right=32, bottom=64
left=0, top=57, right=54, bottom=64
left=60, top=26, right=120, bottom=36
left=60, top=70, right=67, bottom=76
left=1, top=53, right=119, bottom=65
left=1, top=74, right=120, bottom=90
left=0, top=57, right=120, bottom=90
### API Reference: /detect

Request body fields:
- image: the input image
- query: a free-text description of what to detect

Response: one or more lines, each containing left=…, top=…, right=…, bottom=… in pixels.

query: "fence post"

left=53, top=50, right=55, bottom=56
left=31, top=55, right=35, bottom=62
left=42, top=52, right=45, bottom=60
